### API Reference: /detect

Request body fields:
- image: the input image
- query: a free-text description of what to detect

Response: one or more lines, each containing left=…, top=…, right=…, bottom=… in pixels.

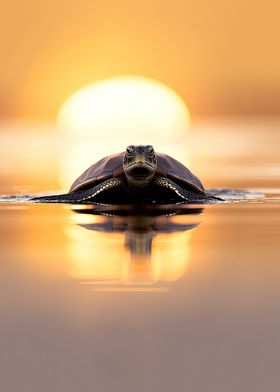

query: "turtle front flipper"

left=155, top=177, right=189, bottom=202
left=154, top=177, right=220, bottom=203
left=32, top=178, right=123, bottom=204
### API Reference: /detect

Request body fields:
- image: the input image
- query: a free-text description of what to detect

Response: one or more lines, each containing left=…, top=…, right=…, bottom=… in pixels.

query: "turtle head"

left=123, top=145, right=157, bottom=186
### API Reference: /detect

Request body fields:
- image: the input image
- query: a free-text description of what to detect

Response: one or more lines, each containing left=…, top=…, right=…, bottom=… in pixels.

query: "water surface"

left=1, top=121, right=280, bottom=392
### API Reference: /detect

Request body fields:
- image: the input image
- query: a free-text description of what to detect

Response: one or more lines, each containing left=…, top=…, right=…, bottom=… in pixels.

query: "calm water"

left=1, top=120, right=280, bottom=391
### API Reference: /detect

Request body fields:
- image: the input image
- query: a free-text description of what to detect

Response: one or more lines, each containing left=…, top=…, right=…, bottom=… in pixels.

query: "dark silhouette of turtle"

left=32, top=145, right=221, bottom=204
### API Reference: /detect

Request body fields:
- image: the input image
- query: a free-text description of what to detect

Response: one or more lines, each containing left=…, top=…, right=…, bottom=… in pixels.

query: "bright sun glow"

left=57, top=76, right=190, bottom=187
left=58, top=76, right=190, bottom=141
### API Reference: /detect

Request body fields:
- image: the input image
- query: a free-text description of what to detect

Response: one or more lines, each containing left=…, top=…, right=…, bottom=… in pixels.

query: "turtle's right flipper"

left=31, top=193, right=75, bottom=203
left=31, top=178, right=123, bottom=204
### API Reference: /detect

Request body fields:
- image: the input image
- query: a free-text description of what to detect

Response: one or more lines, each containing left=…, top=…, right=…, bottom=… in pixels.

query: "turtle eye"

left=126, top=146, right=134, bottom=154
left=147, top=145, right=154, bottom=154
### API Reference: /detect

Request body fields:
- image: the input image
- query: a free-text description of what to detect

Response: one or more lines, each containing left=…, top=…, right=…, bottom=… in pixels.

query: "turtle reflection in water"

left=75, top=204, right=203, bottom=257
left=33, top=145, right=221, bottom=204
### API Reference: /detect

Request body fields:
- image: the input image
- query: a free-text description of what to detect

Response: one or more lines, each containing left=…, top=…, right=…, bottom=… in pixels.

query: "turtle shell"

left=70, top=152, right=205, bottom=195
left=69, top=153, right=124, bottom=192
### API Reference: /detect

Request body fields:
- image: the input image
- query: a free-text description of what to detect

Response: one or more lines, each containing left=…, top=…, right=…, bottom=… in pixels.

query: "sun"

left=57, top=76, right=190, bottom=141
left=57, top=76, right=190, bottom=187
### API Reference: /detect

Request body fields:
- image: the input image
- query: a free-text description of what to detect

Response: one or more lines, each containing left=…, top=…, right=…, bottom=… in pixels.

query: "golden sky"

left=1, top=0, right=280, bottom=119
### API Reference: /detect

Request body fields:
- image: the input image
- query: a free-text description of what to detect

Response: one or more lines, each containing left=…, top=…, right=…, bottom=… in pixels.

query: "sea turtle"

left=32, top=145, right=220, bottom=204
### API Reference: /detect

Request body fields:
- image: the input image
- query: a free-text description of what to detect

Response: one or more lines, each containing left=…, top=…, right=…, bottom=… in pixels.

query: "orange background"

left=1, top=0, right=279, bottom=120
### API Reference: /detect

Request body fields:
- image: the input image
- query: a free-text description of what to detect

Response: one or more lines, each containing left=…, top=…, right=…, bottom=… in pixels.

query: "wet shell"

left=70, top=152, right=205, bottom=195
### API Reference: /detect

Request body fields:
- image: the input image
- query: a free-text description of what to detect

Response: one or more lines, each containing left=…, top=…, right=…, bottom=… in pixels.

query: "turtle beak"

left=125, top=152, right=155, bottom=178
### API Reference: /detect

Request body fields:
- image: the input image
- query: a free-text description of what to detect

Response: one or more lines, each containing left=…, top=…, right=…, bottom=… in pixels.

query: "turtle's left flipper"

left=155, top=177, right=222, bottom=203
left=155, top=177, right=189, bottom=201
